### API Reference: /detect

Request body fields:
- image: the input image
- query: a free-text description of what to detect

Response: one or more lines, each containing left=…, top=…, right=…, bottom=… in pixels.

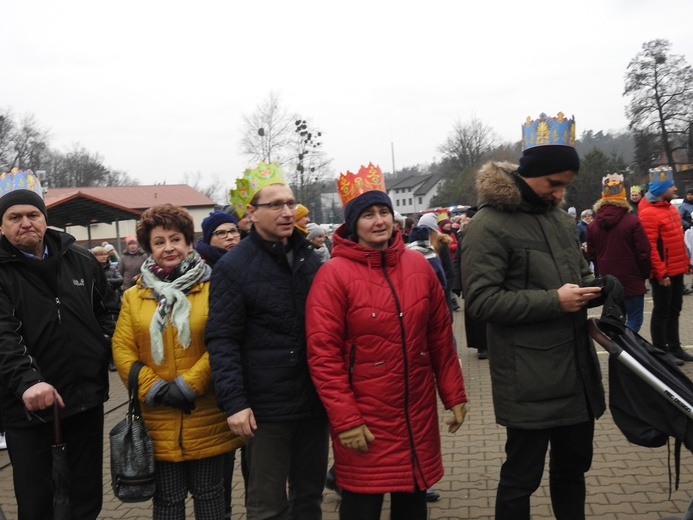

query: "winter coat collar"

left=593, top=201, right=629, bottom=230
left=475, top=161, right=557, bottom=214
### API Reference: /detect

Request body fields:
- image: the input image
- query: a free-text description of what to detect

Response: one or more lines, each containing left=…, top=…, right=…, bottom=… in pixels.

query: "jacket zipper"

left=380, top=251, right=427, bottom=491
left=55, top=297, right=62, bottom=324
left=349, top=342, right=356, bottom=388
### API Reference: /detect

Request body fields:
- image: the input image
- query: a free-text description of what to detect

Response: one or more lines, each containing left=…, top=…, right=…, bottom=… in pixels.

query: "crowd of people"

left=1, top=111, right=691, bottom=520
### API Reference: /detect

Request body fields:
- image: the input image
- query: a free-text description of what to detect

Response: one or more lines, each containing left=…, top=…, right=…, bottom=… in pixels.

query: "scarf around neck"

left=139, top=250, right=211, bottom=364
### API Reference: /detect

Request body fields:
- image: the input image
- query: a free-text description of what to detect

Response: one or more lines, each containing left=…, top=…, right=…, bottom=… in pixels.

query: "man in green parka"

left=461, top=113, right=605, bottom=520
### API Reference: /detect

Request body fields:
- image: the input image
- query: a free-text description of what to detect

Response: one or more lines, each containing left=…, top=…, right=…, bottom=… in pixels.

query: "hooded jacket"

left=638, top=193, right=690, bottom=281
left=0, top=229, right=117, bottom=428
left=586, top=198, right=651, bottom=297
left=306, top=225, right=467, bottom=493
left=112, top=280, right=242, bottom=462
left=460, top=161, right=605, bottom=429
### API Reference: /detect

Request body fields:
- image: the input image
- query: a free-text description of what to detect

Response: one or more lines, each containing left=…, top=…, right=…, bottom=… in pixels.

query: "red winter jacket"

left=638, top=196, right=690, bottom=281
left=306, top=225, right=467, bottom=494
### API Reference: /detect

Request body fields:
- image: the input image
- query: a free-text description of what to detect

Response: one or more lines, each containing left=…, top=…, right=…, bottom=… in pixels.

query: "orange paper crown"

left=337, top=163, right=386, bottom=207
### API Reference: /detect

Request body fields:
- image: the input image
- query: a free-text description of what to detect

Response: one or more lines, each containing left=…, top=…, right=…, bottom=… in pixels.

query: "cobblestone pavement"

left=3, top=290, right=693, bottom=519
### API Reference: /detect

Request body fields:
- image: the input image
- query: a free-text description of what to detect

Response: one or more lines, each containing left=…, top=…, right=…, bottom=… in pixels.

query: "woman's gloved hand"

left=338, top=424, right=375, bottom=452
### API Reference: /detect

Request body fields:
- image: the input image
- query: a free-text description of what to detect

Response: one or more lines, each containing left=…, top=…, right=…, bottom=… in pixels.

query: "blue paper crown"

left=521, top=112, right=576, bottom=151
left=0, top=168, right=43, bottom=199
left=648, top=166, right=674, bottom=183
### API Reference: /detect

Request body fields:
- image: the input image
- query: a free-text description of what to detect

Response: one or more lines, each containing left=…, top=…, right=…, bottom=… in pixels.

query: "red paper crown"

left=337, top=163, right=386, bottom=207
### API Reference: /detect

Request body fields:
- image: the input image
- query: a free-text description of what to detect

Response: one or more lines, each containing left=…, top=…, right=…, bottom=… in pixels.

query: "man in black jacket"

left=0, top=173, right=117, bottom=520
left=206, top=164, right=328, bottom=520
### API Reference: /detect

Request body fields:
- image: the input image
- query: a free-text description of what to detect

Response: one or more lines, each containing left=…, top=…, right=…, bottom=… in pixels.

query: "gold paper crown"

left=521, top=112, right=576, bottom=150
left=0, top=168, right=43, bottom=199
left=648, top=166, right=674, bottom=183
left=601, top=173, right=626, bottom=200
left=337, top=163, right=386, bottom=207
left=229, top=162, right=286, bottom=217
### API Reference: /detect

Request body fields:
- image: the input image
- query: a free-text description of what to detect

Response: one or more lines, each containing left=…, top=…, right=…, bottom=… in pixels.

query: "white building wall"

left=52, top=206, right=215, bottom=248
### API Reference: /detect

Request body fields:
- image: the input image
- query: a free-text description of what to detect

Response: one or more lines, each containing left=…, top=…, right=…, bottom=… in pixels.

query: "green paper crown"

left=229, top=162, right=286, bottom=217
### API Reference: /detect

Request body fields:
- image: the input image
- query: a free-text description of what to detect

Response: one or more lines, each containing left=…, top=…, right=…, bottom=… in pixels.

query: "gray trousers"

left=245, top=417, right=329, bottom=520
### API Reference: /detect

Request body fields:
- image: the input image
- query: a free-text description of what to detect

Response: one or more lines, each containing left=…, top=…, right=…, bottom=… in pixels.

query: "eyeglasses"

left=252, top=200, right=297, bottom=212
left=212, top=228, right=240, bottom=238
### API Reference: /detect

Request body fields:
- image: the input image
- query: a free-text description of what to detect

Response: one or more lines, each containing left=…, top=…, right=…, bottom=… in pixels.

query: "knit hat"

left=649, top=179, right=675, bottom=198
left=517, top=145, right=580, bottom=178
left=417, top=212, right=440, bottom=234
left=344, top=190, right=393, bottom=235
left=567, top=207, right=577, bottom=216
left=648, top=166, right=675, bottom=198
left=306, top=223, right=326, bottom=241
left=294, top=204, right=309, bottom=221
left=601, top=174, right=627, bottom=201
left=0, top=189, right=47, bottom=220
left=409, top=226, right=431, bottom=243
left=438, top=218, right=451, bottom=230
left=201, top=210, right=238, bottom=244
left=125, top=235, right=137, bottom=244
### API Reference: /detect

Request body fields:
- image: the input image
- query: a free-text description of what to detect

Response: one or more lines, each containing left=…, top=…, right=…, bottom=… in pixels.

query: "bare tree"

left=288, top=119, right=332, bottom=205
left=624, top=39, right=693, bottom=170
left=0, top=111, right=50, bottom=171
left=438, top=117, right=499, bottom=172
left=240, top=92, right=296, bottom=165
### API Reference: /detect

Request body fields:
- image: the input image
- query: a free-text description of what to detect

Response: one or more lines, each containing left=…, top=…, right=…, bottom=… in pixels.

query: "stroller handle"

left=587, top=319, right=623, bottom=356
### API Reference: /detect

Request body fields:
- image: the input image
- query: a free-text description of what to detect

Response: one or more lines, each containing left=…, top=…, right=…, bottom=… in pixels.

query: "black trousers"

left=495, top=419, right=594, bottom=520
left=650, top=274, right=684, bottom=351
left=340, top=488, right=427, bottom=520
left=6, top=404, right=104, bottom=520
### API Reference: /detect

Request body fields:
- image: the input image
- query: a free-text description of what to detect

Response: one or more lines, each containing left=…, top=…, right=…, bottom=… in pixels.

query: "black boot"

left=670, top=346, right=693, bottom=362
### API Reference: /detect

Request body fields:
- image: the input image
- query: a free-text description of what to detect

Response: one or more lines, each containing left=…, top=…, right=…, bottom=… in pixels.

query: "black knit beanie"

left=201, top=210, right=238, bottom=244
left=0, top=189, right=47, bottom=220
left=517, top=145, right=580, bottom=178
left=344, top=190, right=394, bottom=235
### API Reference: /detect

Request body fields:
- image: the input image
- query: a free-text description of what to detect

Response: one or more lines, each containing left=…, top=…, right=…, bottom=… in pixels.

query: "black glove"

left=154, top=382, right=195, bottom=414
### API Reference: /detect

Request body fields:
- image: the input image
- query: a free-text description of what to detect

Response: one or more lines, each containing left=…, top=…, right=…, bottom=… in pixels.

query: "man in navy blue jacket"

left=206, top=166, right=328, bottom=520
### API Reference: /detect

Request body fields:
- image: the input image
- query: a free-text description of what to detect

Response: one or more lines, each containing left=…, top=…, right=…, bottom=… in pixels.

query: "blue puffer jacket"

left=205, top=228, right=326, bottom=422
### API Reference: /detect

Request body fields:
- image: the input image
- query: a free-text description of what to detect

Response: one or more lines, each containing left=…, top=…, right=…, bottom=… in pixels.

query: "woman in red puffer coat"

left=306, top=189, right=467, bottom=520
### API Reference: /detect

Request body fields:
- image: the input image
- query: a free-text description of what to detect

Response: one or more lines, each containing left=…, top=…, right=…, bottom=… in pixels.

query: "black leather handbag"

left=109, top=360, right=156, bottom=502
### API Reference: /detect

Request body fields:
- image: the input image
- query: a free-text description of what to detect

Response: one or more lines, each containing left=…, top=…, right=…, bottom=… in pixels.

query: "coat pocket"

left=513, top=328, right=576, bottom=402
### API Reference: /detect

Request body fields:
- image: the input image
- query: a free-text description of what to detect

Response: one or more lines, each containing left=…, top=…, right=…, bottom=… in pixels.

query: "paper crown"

left=648, top=166, right=674, bottom=183
left=521, top=112, right=576, bottom=151
left=601, top=173, right=626, bottom=200
left=229, top=162, right=286, bottom=217
left=0, top=168, right=43, bottom=199
left=337, top=163, right=386, bottom=207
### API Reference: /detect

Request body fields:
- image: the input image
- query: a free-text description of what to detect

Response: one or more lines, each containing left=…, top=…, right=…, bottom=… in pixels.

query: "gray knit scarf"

left=139, top=250, right=211, bottom=364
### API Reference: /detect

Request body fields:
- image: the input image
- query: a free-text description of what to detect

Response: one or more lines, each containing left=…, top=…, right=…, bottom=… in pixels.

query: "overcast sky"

left=3, top=0, right=693, bottom=197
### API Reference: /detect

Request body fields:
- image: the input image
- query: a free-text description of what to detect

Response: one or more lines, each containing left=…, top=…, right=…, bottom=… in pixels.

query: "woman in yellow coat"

left=112, top=203, right=242, bottom=520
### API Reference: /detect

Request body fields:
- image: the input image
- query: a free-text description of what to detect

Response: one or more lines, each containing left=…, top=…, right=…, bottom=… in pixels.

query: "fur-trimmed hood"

left=475, top=161, right=521, bottom=212
left=593, top=198, right=631, bottom=214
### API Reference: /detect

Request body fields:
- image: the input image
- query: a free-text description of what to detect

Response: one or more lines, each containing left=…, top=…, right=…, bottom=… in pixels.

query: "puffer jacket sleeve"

left=639, top=204, right=667, bottom=281
left=461, top=215, right=563, bottom=325
left=205, top=255, right=248, bottom=417
left=112, top=290, right=162, bottom=400
left=306, top=261, right=365, bottom=434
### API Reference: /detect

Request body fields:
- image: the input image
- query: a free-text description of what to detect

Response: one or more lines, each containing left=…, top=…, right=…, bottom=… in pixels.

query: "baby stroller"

left=587, top=280, right=693, bottom=519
